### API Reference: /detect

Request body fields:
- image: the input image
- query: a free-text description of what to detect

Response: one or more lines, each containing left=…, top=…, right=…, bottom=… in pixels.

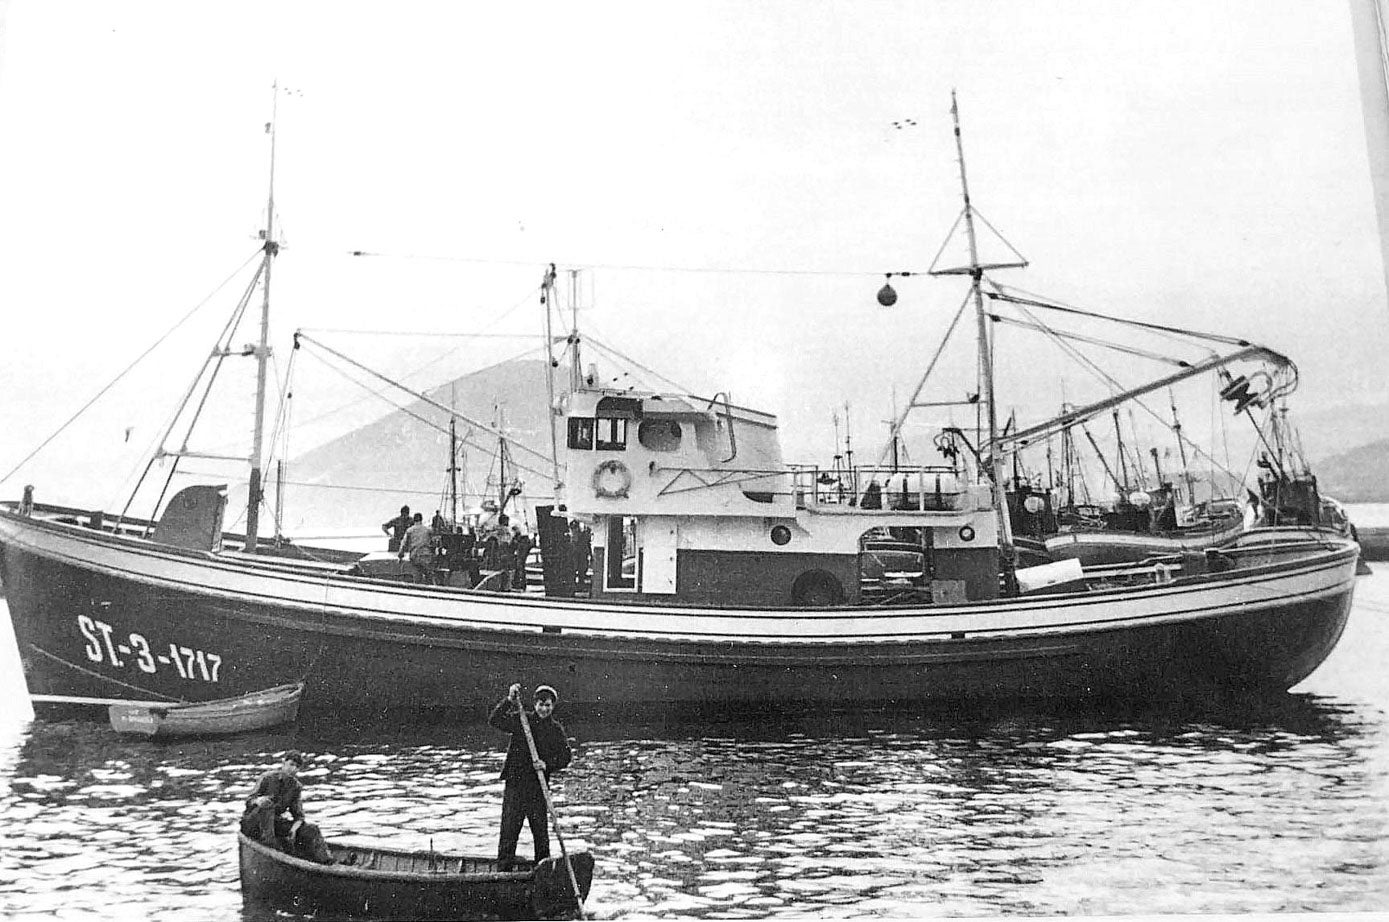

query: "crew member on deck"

left=400, top=512, right=436, bottom=583
left=240, top=750, right=333, bottom=864
left=511, top=525, right=533, bottom=591
left=569, top=521, right=591, bottom=587
left=488, top=683, right=572, bottom=870
left=382, top=504, right=412, bottom=553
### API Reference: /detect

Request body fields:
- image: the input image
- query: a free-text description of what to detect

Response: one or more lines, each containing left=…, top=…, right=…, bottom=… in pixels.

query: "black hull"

left=0, top=511, right=1358, bottom=716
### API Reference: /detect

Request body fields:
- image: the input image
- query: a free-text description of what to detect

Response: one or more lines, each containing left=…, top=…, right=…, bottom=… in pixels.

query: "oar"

left=513, top=689, right=586, bottom=920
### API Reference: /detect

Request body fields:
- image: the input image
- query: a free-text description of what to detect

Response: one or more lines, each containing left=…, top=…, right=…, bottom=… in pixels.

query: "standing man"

left=570, top=521, right=592, bottom=589
left=382, top=504, right=412, bottom=553
left=240, top=750, right=334, bottom=864
left=488, top=683, right=572, bottom=870
left=511, top=526, right=533, bottom=591
left=399, top=512, right=436, bottom=583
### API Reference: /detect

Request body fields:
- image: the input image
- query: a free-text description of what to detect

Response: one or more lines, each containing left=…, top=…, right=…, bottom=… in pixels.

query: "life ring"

left=592, top=460, right=632, bottom=498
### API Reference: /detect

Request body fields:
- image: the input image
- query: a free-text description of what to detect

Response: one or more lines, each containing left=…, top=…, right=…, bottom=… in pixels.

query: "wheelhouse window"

left=596, top=417, right=628, bottom=451
left=567, top=417, right=595, bottom=450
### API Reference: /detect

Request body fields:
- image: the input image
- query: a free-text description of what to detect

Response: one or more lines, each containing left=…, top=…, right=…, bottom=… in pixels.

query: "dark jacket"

left=488, top=698, right=571, bottom=792
left=244, top=767, right=304, bottom=821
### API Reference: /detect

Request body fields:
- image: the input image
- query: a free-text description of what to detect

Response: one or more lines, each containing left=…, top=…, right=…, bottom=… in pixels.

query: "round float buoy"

left=592, top=460, right=633, bottom=498
left=877, top=281, right=898, bottom=307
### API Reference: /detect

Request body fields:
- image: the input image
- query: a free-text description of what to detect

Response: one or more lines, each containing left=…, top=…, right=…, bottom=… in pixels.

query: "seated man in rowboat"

left=240, top=750, right=334, bottom=864
left=489, top=683, right=572, bottom=871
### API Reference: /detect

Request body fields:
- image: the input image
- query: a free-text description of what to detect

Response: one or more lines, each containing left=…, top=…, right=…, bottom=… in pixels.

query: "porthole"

left=958, top=525, right=976, bottom=542
left=770, top=525, right=792, bottom=546
left=637, top=419, right=682, bottom=452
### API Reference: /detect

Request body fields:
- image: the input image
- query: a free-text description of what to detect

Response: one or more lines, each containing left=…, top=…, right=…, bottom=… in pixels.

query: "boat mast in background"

left=1169, top=387, right=1197, bottom=503
left=245, top=84, right=282, bottom=553
left=1348, top=0, right=1389, bottom=312
left=448, top=384, right=461, bottom=525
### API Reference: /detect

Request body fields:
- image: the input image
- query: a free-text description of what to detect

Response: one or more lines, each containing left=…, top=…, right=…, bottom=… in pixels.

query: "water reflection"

left=0, top=692, right=1385, bottom=920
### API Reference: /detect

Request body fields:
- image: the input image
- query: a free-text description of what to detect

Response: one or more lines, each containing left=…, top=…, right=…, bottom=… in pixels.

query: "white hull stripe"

left=0, top=515, right=1359, bottom=644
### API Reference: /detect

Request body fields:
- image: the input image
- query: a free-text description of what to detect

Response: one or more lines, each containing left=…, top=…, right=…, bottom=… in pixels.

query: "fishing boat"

left=237, top=832, right=593, bottom=921
left=107, top=682, right=303, bottom=738
left=1360, top=526, right=1389, bottom=561
left=0, top=96, right=1361, bottom=718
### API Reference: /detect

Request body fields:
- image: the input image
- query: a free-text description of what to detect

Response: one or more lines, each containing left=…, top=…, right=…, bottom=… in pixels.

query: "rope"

left=0, top=251, right=262, bottom=488
left=990, top=287, right=1252, bottom=349
left=580, top=332, right=693, bottom=396
left=27, top=645, right=183, bottom=702
left=347, top=248, right=921, bottom=279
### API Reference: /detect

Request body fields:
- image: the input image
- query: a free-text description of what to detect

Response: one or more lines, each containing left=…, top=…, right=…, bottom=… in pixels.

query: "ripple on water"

left=1, top=692, right=1388, bottom=918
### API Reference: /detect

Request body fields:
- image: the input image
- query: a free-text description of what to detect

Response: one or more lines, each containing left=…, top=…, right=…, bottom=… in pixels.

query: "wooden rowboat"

left=237, top=831, right=594, bottom=920
left=108, top=682, right=303, bottom=738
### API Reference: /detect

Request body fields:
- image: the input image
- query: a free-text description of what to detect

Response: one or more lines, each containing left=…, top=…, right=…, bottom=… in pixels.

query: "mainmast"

left=944, top=92, right=1014, bottom=567
left=244, top=86, right=281, bottom=553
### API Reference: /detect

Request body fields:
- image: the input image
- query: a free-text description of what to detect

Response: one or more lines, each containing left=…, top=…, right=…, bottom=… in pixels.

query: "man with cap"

left=240, top=750, right=334, bottom=864
left=382, top=504, right=411, bottom=553
left=488, top=683, right=572, bottom=870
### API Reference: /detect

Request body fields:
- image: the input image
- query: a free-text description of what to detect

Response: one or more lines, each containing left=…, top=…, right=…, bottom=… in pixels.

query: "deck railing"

left=791, top=465, right=977, bottom=512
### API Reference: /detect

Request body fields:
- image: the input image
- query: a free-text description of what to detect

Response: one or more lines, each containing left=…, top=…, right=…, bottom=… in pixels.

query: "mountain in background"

left=1293, top=400, right=1389, bottom=502
left=257, top=361, right=1389, bottom=535
left=268, top=358, right=558, bottom=535
left=1311, top=438, right=1389, bottom=503
left=1290, top=400, right=1389, bottom=460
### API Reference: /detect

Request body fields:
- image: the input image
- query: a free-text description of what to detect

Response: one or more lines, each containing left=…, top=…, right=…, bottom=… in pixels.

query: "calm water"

left=1, top=573, right=1387, bottom=920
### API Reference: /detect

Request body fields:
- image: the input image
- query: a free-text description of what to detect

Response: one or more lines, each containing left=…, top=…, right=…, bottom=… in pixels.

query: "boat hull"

left=0, top=510, right=1359, bottom=713
left=1044, top=520, right=1245, bottom=567
left=108, top=683, right=302, bottom=737
left=237, top=832, right=593, bottom=921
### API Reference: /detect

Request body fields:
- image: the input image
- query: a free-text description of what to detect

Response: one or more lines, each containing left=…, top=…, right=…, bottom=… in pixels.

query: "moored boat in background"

left=108, top=682, right=303, bottom=738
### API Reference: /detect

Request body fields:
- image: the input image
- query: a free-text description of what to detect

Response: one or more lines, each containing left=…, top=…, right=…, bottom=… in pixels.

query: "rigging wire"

left=294, top=334, right=555, bottom=467
left=581, top=331, right=695, bottom=396
left=989, top=285, right=1247, bottom=351
left=0, top=250, right=263, bottom=489
left=291, top=338, right=548, bottom=433
left=296, top=329, right=542, bottom=339
left=994, top=295, right=1249, bottom=489
left=121, top=255, right=268, bottom=528
left=346, top=249, right=922, bottom=279
left=298, top=349, right=467, bottom=438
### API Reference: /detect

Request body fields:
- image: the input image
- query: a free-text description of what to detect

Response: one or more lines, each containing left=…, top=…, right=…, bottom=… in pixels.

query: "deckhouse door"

left=639, top=520, right=678, bottom=595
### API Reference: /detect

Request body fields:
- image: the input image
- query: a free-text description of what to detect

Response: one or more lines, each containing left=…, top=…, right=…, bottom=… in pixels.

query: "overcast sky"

left=1, top=1, right=1386, bottom=512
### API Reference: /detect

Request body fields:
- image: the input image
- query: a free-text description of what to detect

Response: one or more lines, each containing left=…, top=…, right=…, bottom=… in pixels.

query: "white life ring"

left=593, top=459, right=632, bottom=498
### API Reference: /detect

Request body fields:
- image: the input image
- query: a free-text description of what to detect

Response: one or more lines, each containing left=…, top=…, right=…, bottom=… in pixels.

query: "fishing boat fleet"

left=0, top=97, right=1364, bottom=726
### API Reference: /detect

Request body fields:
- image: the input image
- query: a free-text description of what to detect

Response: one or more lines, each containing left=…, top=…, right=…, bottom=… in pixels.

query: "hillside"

left=1312, top=437, right=1389, bottom=503
left=1292, top=400, right=1389, bottom=460
left=256, top=362, right=1388, bottom=532
left=268, top=358, right=557, bottom=534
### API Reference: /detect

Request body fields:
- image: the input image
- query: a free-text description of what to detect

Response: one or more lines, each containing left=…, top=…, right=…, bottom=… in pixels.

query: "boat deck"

left=329, top=842, right=530, bottom=877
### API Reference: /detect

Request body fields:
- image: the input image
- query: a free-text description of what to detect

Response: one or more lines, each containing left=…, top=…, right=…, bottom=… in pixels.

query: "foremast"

left=244, top=86, right=282, bottom=553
